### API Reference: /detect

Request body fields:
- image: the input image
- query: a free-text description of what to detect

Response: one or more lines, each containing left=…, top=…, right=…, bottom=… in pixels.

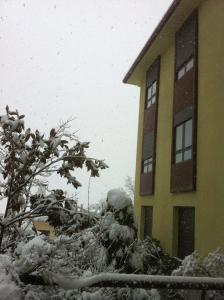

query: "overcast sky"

left=0, top=0, right=173, bottom=209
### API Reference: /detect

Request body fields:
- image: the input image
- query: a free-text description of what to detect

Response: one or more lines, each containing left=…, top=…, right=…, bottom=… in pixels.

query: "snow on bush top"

left=107, top=189, right=132, bottom=211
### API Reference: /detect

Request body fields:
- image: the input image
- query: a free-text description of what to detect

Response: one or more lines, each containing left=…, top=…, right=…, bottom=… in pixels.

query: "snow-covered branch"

left=46, top=272, right=224, bottom=290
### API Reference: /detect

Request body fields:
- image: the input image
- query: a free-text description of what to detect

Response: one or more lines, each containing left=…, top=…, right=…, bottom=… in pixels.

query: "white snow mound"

left=107, top=189, right=132, bottom=210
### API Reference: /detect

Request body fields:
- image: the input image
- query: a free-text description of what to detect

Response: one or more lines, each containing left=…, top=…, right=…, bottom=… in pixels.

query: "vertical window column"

left=171, top=11, right=198, bottom=193
left=140, top=58, right=160, bottom=195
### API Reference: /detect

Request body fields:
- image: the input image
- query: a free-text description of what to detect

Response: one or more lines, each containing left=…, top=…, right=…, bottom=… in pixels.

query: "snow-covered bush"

left=0, top=255, right=24, bottom=299
left=172, top=250, right=224, bottom=299
left=100, top=189, right=137, bottom=270
left=129, top=238, right=180, bottom=275
left=13, top=235, right=53, bottom=275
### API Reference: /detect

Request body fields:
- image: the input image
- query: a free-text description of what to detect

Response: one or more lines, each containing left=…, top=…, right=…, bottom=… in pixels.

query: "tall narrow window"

left=141, top=57, right=160, bottom=195
left=142, top=206, right=153, bottom=239
left=177, top=207, right=195, bottom=258
left=171, top=10, right=197, bottom=193
left=175, top=119, right=193, bottom=163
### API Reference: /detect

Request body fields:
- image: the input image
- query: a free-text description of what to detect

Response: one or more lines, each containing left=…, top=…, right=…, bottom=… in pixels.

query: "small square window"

left=152, top=81, right=157, bottom=94
left=175, top=152, right=182, bottom=163
left=177, top=57, right=194, bottom=80
left=151, top=95, right=156, bottom=105
left=147, top=86, right=153, bottom=100
left=178, top=67, right=185, bottom=80
left=142, top=157, right=153, bottom=174
left=186, top=58, right=194, bottom=72
left=184, top=149, right=192, bottom=161
left=146, top=81, right=157, bottom=109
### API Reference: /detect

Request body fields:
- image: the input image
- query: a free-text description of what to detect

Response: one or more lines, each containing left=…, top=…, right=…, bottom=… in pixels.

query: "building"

left=33, top=219, right=55, bottom=240
left=124, top=0, right=224, bottom=258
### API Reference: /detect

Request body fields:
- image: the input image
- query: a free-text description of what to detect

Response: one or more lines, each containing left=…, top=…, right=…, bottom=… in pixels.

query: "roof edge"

left=123, top=0, right=182, bottom=84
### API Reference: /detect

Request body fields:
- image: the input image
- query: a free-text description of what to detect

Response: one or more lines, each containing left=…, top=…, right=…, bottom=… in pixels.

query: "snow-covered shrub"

left=129, top=238, right=180, bottom=275
left=172, top=251, right=206, bottom=277
left=13, top=235, right=53, bottom=275
left=0, top=255, right=24, bottom=299
left=100, top=189, right=137, bottom=270
left=172, top=250, right=224, bottom=299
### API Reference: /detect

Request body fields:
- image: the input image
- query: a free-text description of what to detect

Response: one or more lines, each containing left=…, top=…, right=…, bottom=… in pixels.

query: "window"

left=142, top=206, right=153, bottom=239
left=175, top=119, right=192, bottom=163
left=142, top=157, right=153, bottom=174
left=177, top=207, right=195, bottom=258
left=177, top=57, right=194, bottom=80
left=146, top=81, right=157, bottom=108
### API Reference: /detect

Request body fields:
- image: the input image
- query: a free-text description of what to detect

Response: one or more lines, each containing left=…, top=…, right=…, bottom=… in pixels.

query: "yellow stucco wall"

left=33, top=221, right=55, bottom=240
left=134, top=0, right=224, bottom=256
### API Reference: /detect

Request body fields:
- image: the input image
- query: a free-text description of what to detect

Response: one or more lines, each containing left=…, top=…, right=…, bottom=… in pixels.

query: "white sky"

left=0, top=0, right=173, bottom=209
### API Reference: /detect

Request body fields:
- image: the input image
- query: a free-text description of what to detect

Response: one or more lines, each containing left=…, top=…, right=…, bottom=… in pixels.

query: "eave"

left=123, top=0, right=202, bottom=86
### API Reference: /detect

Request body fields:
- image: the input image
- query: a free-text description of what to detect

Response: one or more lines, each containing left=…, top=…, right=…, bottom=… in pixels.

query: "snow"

left=82, top=290, right=102, bottom=300
left=129, top=249, right=144, bottom=272
left=107, top=189, right=132, bottom=210
left=13, top=236, right=52, bottom=274
left=108, top=222, right=135, bottom=242
left=0, top=114, right=24, bottom=131
left=0, top=255, right=23, bottom=300
left=19, top=220, right=36, bottom=236
left=48, top=272, right=224, bottom=291
left=33, top=216, right=48, bottom=222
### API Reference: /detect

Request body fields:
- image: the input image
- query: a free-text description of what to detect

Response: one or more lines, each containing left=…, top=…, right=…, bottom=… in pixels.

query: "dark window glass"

left=177, top=207, right=195, bottom=258
left=175, top=119, right=193, bottom=164
left=143, top=206, right=153, bottom=238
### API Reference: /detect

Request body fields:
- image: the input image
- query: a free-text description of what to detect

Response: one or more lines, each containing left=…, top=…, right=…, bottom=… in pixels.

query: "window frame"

left=145, top=80, right=157, bottom=109
left=174, top=118, right=193, bottom=164
left=177, top=57, right=194, bottom=80
left=142, top=157, right=153, bottom=174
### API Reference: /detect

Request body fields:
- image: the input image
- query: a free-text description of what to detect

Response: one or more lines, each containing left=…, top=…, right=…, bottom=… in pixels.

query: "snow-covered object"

left=107, top=189, right=132, bottom=211
left=99, top=189, right=137, bottom=270
left=173, top=251, right=205, bottom=277
left=173, top=250, right=224, bottom=278
left=19, top=221, right=36, bottom=237
left=172, top=250, right=224, bottom=299
left=0, top=255, right=23, bottom=300
left=0, top=114, right=24, bottom=131
left=13, top=236, right=52, bottom=274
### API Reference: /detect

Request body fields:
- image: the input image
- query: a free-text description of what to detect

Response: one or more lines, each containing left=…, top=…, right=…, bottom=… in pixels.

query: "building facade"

left=124, top=0, right=224, bottom=257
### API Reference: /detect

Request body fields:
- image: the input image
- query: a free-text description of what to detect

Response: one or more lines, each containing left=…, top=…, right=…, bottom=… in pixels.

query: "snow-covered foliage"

left=0, top=106, right=108, bottom=251
left=14, top=235, right=53, bottom=275
left=128, top=238, right=180, bottom=275
left=173, top=250, right=224, bottom=277
left=0, top=187, right=171, bottom=299
left=0, top=255, right=24, bottom=299
left=2, top=106, right=218, bottom=299
left=172, top=250, right=224, bottom=299
left=100, top=189, right=137, bottom=270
